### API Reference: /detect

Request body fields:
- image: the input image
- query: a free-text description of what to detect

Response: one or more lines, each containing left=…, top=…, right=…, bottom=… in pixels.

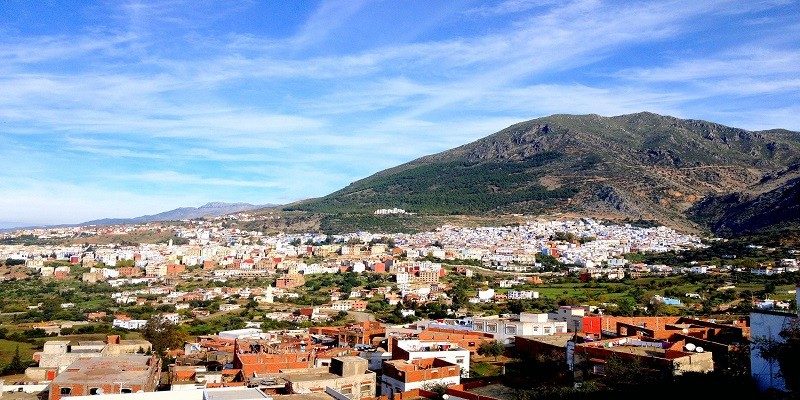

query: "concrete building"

left=233, top=340, right=314, bottom=379
left=381, top=358, right=460, bottom=397
left=548, top=306, right=586, bottom=332
left=112, top=317, right=148, bottom=330
left=28, top=336, right=151, bottom=380
left=472, top=313, right=568, bottom=344
left=282, top=356, right=376, bottom=398
left=572, top=336, right=714, bottom=378
left=48, top=355, right=161, bottom=400
left=390, top=338, right=470, bottom=377
left=68, top=387, right=271, bottom=400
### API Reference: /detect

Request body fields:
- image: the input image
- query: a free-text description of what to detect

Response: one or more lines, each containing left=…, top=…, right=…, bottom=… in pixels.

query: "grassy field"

left=471, top=361, right=504, bottom=377
left=0, top=339, right=35, bottom=366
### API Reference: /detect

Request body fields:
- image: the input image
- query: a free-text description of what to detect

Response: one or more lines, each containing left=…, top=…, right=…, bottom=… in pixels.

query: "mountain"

left=289, top=112, right=800, bottom=233
left=83, top=202, right=267, bottom=226
left=689, top=164, right=800, bottom=235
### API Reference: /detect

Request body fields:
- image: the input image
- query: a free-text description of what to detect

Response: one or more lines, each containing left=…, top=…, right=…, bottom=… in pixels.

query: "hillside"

left=689, top=164, right=800, bottom=235
left=83, top=202, right=267, bottom=226
left=288, top=112, right=800, bottom=232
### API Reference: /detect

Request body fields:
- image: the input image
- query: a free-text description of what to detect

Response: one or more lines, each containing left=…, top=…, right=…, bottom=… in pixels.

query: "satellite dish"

left=96, top=388, right=104, bottom=395
left=695, top=347, right=704, bottom=353
left=684, top=343, right=696, bottom=352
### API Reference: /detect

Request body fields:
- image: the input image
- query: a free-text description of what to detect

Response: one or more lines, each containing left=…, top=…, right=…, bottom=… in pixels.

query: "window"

left=486, top=324, right=497, bottom=333
left=89, top=388, right=101, bottom=395
left=474, top=322, right=484, bottom=331
left=120, top=388, right=133, bottom=394
left=505, top=326, right=517, bottom=335
left=544, top=327, right=551, bottom=334
left=60, top=388, right=72, bottom=396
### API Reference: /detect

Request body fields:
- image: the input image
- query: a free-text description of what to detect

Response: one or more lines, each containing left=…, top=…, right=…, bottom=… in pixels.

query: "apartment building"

left=473, top=313, right=568, bottom=344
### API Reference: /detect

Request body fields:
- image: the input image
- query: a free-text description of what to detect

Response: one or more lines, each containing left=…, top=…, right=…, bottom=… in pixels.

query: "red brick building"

left=233, top=340, right=314, bottom=379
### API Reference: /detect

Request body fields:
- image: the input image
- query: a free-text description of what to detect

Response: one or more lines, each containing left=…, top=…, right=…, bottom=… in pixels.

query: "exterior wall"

left=573, top=344, right=713, bottom=376
left=473, top=316, right=567, bottom=344
left=380, top=373, right=460, bottom=397
left=417, top=329, right=493, bottom=354
left=750, top=311, right=797, bottom=392
left=289, top=371, right=376, bottom=398
left=381, top=360, right=461, bottom=397
left=48, top=357, right=161, bottom=400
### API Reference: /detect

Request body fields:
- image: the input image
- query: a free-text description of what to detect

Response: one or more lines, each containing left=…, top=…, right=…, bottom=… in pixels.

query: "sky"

left=1, top=0, right=799, bottom=228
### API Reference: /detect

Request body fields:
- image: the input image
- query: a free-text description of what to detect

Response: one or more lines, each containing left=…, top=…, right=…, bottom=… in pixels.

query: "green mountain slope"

left=288, top=112, right=800, bottom=232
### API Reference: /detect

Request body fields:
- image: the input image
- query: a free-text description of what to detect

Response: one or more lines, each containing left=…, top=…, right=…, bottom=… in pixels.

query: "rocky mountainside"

left=689, top=164, right=800, bottom=235
left=289, top=112, right=800, bottom=233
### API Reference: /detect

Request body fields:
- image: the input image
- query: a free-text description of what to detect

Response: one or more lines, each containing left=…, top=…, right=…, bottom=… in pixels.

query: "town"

left=0, top=214, right=798, bottom=399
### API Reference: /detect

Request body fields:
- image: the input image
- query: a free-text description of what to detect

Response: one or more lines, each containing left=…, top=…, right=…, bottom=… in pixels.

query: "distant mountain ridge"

left=82, top=202, right=267, bottom=226
left=289, top=112, right=800, bottom=235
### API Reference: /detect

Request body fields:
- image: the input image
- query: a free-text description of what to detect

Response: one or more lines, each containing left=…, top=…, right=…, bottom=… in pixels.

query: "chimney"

left=107, top=335, right=121, bottom=345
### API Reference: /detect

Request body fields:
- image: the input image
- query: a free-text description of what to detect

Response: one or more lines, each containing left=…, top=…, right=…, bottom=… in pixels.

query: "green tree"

left=3, top=346, right=26, bottom=375
left=477, top=340, right=504, bottom=361
left=615, top=297, right=636, bottom=316
left=142, top=316, right=188, bottom=356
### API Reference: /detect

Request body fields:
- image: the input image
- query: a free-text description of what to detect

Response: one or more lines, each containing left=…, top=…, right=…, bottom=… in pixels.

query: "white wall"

left=750, top=311, right=797, bottom=392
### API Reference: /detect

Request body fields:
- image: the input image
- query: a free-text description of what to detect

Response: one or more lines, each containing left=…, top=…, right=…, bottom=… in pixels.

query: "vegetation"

left=141, top=316, right=188, bottom=356
left=477, top=340, right=505, bottom=361
left=290, top=152, right=575, bottom=215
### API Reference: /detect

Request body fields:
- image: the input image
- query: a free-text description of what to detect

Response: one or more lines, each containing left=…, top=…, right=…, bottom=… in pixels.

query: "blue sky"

left=1, top=0, right=799, bottom=227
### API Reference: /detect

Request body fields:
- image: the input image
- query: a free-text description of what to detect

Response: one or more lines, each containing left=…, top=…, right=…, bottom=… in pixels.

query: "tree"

left=615, top=297, right=636, bottom=316
left=3, top=346, right=26, bottom=375
left=477, top=340, right=504, bottom=361
left=142, top=316, right=188, bottom=356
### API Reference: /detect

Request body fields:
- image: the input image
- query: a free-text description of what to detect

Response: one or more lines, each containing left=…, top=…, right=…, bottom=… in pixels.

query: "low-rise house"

left=473, top=313, right=568, bottom=344
left=390, top=337, right=470, bottom=377
left=381, top=358, right=461, bottom=397
left=48, top=355, right=161, bottom=400
left=282, top=356, right=376, bottom=398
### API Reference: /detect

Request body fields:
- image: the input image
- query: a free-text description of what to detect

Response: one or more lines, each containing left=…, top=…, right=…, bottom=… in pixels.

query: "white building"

left=381, top=359, right=461, bottom=398
left=750, top=287, right=799, bottom=393
left=472, top=313, right=568, bottom=344
left=547, top=306, right=586, bottom=332
left=393, top=339, right=471, bottom=377
left=508, top=290, right=539, bottom=300
left=112, top=318, right=148, bottom=330
left=218, top=328, right=265, bottom=340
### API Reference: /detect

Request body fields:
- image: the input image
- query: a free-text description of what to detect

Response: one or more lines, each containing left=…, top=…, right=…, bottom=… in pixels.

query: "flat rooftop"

left=283, top=371, right=339, bottom=382
left=51, top=355, right=156, bottom=385
left=516, top=334, right=572, bottom=347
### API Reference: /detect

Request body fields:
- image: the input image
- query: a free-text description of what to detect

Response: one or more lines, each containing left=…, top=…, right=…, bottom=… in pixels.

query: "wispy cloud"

left=0, top=0, right=797, bottom=225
